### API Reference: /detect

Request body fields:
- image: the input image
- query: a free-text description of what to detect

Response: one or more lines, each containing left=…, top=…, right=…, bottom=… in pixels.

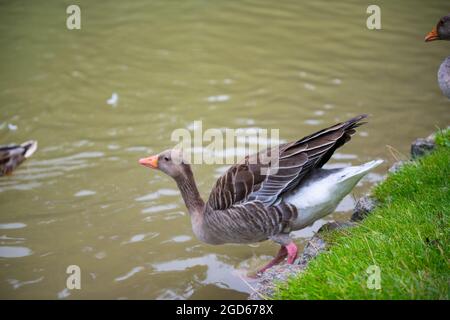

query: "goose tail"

left=339, top=159, right=383, bottom=182
left=355, top=159, right=384, bottom=174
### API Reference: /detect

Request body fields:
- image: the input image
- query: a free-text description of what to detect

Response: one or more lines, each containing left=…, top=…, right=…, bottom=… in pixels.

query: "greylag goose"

left=0, top=140, right=38, bottom=176
left=139, top=115, right=382, bottom=273
left=425, top=14, right=450, bottom=99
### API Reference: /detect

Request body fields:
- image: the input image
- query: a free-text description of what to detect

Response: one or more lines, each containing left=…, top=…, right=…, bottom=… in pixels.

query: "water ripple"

left=115, top=266, right=145, bottom=282
left=142, top=204, right=178, bottom=214
left=0, top=222, right=26, bottom=230
left=0, top=246, right=32, bottom=258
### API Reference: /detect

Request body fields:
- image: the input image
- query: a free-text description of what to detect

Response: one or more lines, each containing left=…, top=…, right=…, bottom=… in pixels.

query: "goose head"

left=425, top=15, right=450, bottom=41
left=139, top=149, right=190, bottom=179
left=139, top=149, right=204, bottom=215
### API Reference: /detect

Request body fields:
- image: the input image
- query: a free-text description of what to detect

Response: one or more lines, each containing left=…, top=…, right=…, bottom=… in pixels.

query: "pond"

left=0, top=0, right=449, bottom=299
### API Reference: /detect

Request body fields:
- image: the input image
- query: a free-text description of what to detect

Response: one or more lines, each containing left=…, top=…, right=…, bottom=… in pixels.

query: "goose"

left=0, top=140, right=38, bottom=176
left=139, top=115, right=382, bottom=273
left=425, top=14, right=450, bottom=99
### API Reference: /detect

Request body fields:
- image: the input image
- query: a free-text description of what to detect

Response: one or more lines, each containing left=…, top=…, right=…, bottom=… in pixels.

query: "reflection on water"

left=135, top=188, right=179, bottom=202
left=7, top=276, right=44, bottom=290
left=0, top=246, right=32, bottom=258
left=152, top=254, right=251, bottom=297
left=115, top=266, right=145, bottom=282
left=74, top=190, right=96, bottom=197
left=0, top=0, right=449, bottom=299
left=0, top=223, right=26, bottom=230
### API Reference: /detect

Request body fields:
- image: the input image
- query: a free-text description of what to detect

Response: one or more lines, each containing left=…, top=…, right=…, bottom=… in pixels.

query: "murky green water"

left=0, top=0, right=449, bottom=299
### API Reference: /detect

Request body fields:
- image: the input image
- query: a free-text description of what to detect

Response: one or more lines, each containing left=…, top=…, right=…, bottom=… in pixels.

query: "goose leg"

left=271, top=234, right=298, bottom=264
left=257, top=235, right=298, bottom=274
left=285, top=242, right=298, bottom=264
left=257, top=246, right=288, bottom=274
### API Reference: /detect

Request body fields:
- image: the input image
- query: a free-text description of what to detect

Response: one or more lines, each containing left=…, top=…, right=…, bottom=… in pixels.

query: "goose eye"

left=164, top=156, right=169, bottom=161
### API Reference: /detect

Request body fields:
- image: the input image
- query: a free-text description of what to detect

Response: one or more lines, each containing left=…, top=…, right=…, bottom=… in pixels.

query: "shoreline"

left=249, top=128, right=449, bottom=300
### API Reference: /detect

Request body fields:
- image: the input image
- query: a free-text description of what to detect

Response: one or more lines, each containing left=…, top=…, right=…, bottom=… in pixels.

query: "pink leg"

left=286, top=242, right=298, bottom=264
left=257, top=246, right=288, bottom=274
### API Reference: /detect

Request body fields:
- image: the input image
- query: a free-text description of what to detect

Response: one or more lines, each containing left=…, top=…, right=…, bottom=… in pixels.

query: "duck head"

left=139, top=149, right=189, bottom=179
left=425, top=15, right=450, bottom=41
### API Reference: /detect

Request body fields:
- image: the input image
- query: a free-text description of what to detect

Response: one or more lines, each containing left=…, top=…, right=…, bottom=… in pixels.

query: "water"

left=0, top=0, right=449, bottom=299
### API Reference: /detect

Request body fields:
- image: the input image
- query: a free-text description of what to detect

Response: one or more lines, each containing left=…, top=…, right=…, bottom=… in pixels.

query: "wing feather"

left=206, top=114, right=368, bottom=210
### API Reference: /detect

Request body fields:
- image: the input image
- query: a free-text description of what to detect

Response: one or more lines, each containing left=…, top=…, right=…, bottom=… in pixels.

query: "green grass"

left=275, top=129, right=450, bottom=300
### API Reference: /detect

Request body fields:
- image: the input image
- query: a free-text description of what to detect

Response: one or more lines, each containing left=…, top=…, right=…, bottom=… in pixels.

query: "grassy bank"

left=275, top=130, right=449, bottom=300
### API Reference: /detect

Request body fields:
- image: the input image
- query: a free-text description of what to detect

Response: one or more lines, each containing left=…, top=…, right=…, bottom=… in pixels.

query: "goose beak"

left=425, top=27, right=439, bottom=42
left=139, top=155, right=158, bottom=169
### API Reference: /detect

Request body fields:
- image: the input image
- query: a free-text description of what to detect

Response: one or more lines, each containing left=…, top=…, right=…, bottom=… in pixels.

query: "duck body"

left=438, top=56, right=450, bottom=98
left=140, top=115, right=382, bottom=273
left=0, top=140, right=38, bottom=176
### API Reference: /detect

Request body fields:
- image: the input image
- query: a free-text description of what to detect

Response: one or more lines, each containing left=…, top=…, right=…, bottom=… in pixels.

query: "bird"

left=138, top=115, right=382, bottom=274
left=0, top=140, right=38, bottom=176
left=425, top=14, right=450, bottom=99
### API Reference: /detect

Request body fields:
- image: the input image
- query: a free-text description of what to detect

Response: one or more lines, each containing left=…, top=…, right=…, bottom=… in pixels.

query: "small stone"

left=248, top=234, right=327, bottom=300
left=411, top=138, right=435, bottom=159
left=295, top=235, right=327, bottom=266
left=318, top=221, right=355, bottom=233
left=248, top=262, right=304, bottom=300
left=388, top=160, right=407, bottom=174
left=351, top=196, right=378, bottom=222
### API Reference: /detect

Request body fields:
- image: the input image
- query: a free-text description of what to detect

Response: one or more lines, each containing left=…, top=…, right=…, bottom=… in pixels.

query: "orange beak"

left=425, top=27, right=439, bottom=42
left=139, top=155, right=158, bottom=169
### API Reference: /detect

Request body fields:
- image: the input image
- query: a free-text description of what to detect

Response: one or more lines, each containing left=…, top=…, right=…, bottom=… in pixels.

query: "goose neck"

left=175, top=168, right=205, bottom=216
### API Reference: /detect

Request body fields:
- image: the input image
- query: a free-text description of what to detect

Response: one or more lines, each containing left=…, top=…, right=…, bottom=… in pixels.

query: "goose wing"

left=206, top=115, right=367, bottom=210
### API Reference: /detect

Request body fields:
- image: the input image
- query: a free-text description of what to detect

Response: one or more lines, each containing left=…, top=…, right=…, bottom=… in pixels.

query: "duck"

left=0, top=140, right=38, bottom=176
left=139, top=115, right=382, bottom=273
left=425, top=14, right=450, bottom=99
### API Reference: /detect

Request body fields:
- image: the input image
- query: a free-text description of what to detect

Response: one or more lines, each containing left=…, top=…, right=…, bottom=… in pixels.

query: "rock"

left=318, top=221, right=355, bottom=233
left=411, top=136, right=435, bottom=159
left=295, top=234, right=327, bottom=267
left=248, top=233, right=327, bottom=300
left=351, top=195, right=378, bottom=222
left=388, top=160, right=407, bottom=174
left=247, top=263, right=304, bottom=300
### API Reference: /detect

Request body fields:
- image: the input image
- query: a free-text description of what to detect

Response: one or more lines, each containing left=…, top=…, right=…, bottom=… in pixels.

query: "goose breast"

left=438, top=56, right=450, bottom=99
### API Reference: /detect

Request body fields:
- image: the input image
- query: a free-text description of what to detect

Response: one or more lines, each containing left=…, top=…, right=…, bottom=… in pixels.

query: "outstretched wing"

left=206, top=115, right=367, bottom=210
left=247, top=114, right=367, bottom=205
left=205, top=162, right=262, bottom=211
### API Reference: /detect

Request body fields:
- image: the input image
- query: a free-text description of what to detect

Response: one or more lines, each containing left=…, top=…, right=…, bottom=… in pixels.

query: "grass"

left=274, top=129, right=450, bottom=300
